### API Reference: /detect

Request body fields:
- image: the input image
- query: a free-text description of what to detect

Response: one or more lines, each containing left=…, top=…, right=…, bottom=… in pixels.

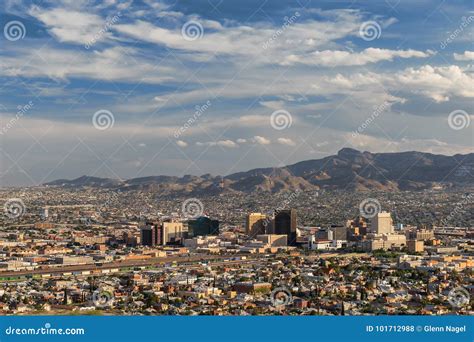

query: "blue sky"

left=0, top=0, right=473, bottom=186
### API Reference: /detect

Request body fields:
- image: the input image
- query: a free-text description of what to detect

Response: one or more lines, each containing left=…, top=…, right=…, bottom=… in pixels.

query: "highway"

left=0, top=252, right=368, bottom=279
left=0, top=253, right=261, bottom=278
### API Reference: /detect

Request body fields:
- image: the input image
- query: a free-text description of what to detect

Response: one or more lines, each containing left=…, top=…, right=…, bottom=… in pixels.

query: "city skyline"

left=0, top=183, right=472, bottom=316
left=1, top=0, right=473, bottom=186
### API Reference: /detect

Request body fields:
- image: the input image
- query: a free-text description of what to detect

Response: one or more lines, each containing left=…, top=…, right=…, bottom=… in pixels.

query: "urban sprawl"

left=0, top=187, right=472, bottom=315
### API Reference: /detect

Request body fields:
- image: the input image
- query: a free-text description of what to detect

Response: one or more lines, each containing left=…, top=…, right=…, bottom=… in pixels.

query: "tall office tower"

left=274, top=209, right=297, bottom=245
left=246, top=213, right=267, bottom=237
left=372, top=212, right=393, bottom=235
left=162, top=220, right=185, bottom=245
left=140, top=222, right=162, bottom=246
left=140, top=226, right=155, bottom=246
left=187, top=216, right=219, bottom=237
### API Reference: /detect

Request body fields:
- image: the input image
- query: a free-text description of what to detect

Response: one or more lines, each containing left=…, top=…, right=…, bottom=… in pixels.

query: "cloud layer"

left=0, top=0, right=472, bottom=186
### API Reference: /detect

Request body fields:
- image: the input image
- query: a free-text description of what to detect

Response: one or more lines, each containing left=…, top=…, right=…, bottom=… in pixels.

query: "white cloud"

left=259, top=100, right=286, bottom=110
left=253, top=136, right=271, bottom=145
left=176, top=140, right=188, bottom=147
left=277, top=138, right=296, bottom=146
left=284, top=48, right=433, bottom=66
left=393, top=65, right=474, bottom=102
left=0, top=45, right=174, bottom=84
left=322, top=65, right=474, bottom=102
left=217, top=140, right=238, bottom=148
left=29, top=6, right=115, bottom=45
left=143, top=0, right=170, bottom=11
left=196, top=140, right=238, bottom=148
left=453, top=51, right=474, bottom=61
left=113, top=9, right=366, bottom=63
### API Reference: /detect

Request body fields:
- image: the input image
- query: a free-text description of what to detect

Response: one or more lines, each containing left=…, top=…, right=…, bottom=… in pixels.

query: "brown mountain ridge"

left=45, top=148, right=474, bottom=194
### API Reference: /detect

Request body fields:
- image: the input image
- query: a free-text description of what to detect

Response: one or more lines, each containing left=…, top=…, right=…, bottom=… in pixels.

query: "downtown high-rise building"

left=246, top=213, right=268, bottom=237
left=274, top=209, right=297, bottom=245
left=162, top=220, right=186, bottom=245
left=140, top=222, right=162, bottom=246
left=187, top=216, right=219, bottom=237
left=372, top=212, right=393, bottom=235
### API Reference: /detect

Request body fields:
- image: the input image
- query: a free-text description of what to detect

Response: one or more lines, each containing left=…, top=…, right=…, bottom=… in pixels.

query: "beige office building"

left=362, top=234, right=406, bottom=251
left=406, top=228, right=434, bottom=241
left=246, top=213, right=267, bottom=237
left=256, top=234, right=287, bottom=247
left=372, top=212, right=393, bottom=235
left=407, top=240, right=424, bottom=253
left=162, top=221, right=185, bottom=245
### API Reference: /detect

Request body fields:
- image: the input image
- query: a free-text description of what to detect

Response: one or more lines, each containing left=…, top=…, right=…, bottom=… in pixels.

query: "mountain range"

left=44, top=148, right=474, bottom=194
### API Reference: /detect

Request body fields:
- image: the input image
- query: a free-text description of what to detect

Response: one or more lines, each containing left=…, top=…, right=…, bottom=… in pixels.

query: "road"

left=0, top=253, right=261, bottom=278
left=0, top=251, right=368, bottom=278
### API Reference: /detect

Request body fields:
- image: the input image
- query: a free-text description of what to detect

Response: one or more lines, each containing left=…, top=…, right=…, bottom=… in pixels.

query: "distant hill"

left=44, top=148, right=474, bottom=194
left=45, top=175, right=123, bottom=188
